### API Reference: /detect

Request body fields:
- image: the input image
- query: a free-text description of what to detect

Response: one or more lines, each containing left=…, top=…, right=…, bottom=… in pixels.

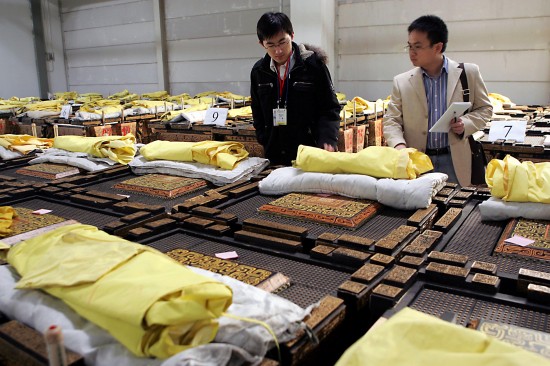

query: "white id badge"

left=273, top=108, right=287, bottom=126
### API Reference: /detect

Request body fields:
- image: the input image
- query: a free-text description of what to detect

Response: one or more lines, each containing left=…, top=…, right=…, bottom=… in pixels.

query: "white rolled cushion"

left=479, top=196, right=550, bottom=221
left=258, top=167, right=378, bottom=200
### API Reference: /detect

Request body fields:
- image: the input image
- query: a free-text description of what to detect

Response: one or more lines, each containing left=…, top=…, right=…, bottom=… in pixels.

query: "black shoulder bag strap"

left=458, top=63, right=487, bottom=184
left=458, top=63, right=474, bottom=147
left=458, top=63, right=470, bottom=103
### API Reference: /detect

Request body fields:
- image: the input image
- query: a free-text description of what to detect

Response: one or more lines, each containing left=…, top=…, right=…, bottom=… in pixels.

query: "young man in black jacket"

left=250, top=12, right=341, bottom=165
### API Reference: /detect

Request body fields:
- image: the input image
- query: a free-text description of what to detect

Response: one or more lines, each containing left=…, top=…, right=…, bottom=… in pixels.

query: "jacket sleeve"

left=461, top=63, right=493, bottom=138
left=312, top=63, right=341, bottom=149
left=383, top=77, right=407, bottom=148
left=250, top=68, right=266, bottom=145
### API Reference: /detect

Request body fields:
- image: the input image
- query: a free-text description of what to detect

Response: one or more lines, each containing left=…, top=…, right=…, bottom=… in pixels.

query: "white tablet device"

left=429, top=102, right=472, bottom=133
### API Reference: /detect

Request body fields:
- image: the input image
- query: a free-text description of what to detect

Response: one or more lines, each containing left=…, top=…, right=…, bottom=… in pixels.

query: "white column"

left=42, top=0, right=68, bottom=94
left=290, top=0, right=336, bottom=80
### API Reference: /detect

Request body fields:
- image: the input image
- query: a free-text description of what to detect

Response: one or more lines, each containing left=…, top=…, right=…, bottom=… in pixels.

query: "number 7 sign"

left=488, top=120, right=527, bottom=142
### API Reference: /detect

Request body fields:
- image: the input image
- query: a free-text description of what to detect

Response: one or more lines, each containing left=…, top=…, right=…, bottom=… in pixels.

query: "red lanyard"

left=276, top=57, right=291, bottom=99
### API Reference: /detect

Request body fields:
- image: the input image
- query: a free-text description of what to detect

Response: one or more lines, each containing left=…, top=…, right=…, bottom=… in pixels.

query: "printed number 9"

left=212, top=112, right=218, bottom=122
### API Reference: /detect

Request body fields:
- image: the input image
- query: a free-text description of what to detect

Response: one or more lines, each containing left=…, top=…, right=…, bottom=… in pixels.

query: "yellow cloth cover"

left=23, top=100, right=63, bottom=112
left=54, top=91, right=78, bottom=101
left=129, top=100, right=177, bottom=111
left=108, top=89, right=130, bottom=99
left=489, top=92, right=513, bottom=104
left=228, top=106, right=252, bottom=118
left=336, top=307, right=550, bottom=366
left=141, top=90, right=169, bottom=100
left=140, top=140, right=249, bottom=170
left=486, top=155, right=550, bottom=203
left=0, top=206, right=17, bottom=237
left=53, top=134, right=136, bottom=165
left=166, top=93, right=191, bottom=103
left=0, top=134, right=54, bottom=154
left=194, top=91, right=218, bottom=98
left=7, top=224, right=233, bottom=358
left=185, top=97, right=214, bottom=106
left=293, top=145, right=433, bottom=179
left=9, top=96, right=40, bottom=103
left=216, top=91, right=250, bottom=102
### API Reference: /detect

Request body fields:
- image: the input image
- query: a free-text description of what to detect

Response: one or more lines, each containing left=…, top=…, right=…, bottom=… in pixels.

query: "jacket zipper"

left=293, top=81, right=313, bottom=87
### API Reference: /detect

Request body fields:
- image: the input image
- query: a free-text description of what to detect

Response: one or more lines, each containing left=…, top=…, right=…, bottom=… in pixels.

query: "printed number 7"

left=504, top=125, right=512, bottom=138
left=212, top=112, right=218, bottom=122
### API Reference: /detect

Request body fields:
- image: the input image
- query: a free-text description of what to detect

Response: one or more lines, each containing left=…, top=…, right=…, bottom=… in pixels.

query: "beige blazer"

left=383, top=57, right=492, bottom=186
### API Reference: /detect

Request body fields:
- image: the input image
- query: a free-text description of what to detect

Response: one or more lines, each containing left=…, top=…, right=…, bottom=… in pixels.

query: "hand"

left=394, top=143, right=407, bottom=150
left=323, top=143, right=336, bottom=152
left=450, top=117, right=465, bottom=135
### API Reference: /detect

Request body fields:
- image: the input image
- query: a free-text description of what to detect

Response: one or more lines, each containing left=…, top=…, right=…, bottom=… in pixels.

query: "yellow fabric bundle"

left=0, top=206, right=17, bottom=237
left=141, top=90, right=169, bottom=100
left=23, top=100, right=63, bottom=112
left=335, top=92, right=346, bottom=101
left=0, top=100, right=25, bottom=113
left=216, top=91, right=250, bottom=102
left=344, top=96, right=370, bottom=114
left=7, top=224, right=233, bottom=358
left=9, top=96, right=40, bottom=103
left=120, top=94, right=139, bottom=103
left=0, top=134, right=54, bottom=154
left=336, top=307, right=550, bottom=366
left=194, top=91, right=218, bottom=98
left=228, top=106, right=252, bottom=118
left=53, top=134, right=136, bottom=165
left=79, top=99, right=123, bottom=114
left=54, top=91, right=78, bottom=101
left=140, top=140, right=249, bottom=170
left=185, top=97, right=214, bottom=106
left=166, top=93, right=191, bottom=103
left=343, top=97, right=386, bottom=115
left=129, top=100, right=177, bottom=111
left=486, top=155, right=550, bottom=203
left=293, top=145, right=433, bottom=179
left=108, top=89, right=131, bottom=99
left=76, top=93, right=103, bottom=103
left=489, top=92, right=512, bottom=105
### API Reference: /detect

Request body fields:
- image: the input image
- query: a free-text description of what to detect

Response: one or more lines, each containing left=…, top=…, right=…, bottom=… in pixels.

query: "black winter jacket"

left=250, top=42, right=341, bottom=165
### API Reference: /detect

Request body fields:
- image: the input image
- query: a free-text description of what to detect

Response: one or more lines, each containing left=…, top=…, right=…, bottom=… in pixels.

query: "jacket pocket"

left=292, top=81, right=314, bottom=92
left=257, top=82, right=273, bottom=95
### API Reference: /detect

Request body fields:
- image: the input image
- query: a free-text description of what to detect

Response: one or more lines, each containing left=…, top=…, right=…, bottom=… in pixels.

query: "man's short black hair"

left=408, top=15, right=448, bottom=52
left=256, top=12, right=293, bottom=42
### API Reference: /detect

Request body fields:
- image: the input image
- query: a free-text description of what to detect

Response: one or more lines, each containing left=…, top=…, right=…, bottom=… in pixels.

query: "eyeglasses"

left=404, top=43, right=433, bottom=53
left=264, top=38, right=291, bottom=50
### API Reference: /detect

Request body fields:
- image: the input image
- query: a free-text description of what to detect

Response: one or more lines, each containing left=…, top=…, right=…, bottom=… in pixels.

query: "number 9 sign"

left=204, top=108, right=228, bottom=126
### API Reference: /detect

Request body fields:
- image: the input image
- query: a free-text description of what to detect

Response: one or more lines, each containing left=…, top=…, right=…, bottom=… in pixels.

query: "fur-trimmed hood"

left=298, top=43, right=329, bottom=64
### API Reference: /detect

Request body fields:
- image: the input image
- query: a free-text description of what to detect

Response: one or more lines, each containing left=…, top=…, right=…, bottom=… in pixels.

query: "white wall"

left=336, top=0, right=550, bottom=105
left=3, top=0, right=549, bottom=105
left=291, top=0, right=336, bottom=78
left=165, top=0, right=289, bottom=97
left=60, top=0, right=158, bottom=97
left=0, top=0, right=41, bottom=99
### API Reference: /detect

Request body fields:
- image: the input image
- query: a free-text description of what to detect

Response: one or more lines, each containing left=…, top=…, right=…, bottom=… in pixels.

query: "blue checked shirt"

left=423, top=56, right=449, bottom=149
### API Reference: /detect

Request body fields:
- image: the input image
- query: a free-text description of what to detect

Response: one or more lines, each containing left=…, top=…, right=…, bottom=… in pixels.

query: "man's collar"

left=422, top=55, right=448, bottom=78
left=269, top=50, right=295, bottom=74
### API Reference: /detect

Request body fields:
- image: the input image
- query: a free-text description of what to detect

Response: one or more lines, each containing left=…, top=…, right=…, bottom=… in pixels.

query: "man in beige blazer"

left=383, top=15, right=492, bottom=186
